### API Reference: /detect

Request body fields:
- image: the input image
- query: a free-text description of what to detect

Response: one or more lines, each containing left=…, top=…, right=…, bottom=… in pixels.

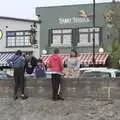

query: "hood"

left=51, top=54, right=60, bottom=60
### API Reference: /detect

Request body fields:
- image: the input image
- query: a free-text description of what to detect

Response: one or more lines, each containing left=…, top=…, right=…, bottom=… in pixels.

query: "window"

left=115, top=72, right=120, bottom=78
left=6, top=31, right=31, bottom=47
left=78, top=28, right=100, bottom=46
left=50, top=29, right=72, bottom=47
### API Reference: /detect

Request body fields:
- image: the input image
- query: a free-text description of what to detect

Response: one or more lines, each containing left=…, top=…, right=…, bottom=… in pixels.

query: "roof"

left=0, top=16, right=39, bottom=23
left=80, top=67, right=120, bottom=73
left=80, top=67, right=108, bottom=71
left=36, top=2, right=112, bottom=9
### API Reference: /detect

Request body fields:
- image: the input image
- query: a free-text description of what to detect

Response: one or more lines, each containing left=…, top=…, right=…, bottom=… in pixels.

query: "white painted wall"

left=0, top=18, right=40, bottom=58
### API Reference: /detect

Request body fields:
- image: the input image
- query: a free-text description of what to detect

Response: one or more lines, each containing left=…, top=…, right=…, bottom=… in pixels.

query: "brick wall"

left=0, top=77, right=120, bottom=99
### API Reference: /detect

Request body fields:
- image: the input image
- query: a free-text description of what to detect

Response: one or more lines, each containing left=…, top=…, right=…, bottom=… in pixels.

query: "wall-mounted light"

left=99, top=48, right=104, bottom=53
left=5, top=26, right=8, bottom=28
left=42, top=49, right=47, bottom=55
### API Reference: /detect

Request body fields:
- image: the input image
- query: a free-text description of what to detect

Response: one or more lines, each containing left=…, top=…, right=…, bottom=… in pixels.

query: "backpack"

left=35, top=65, right=46, bottom=77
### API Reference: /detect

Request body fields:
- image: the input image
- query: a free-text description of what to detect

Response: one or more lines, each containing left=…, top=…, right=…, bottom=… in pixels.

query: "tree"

left=104, top=2, right=120, bottom=68
left=108, top=40, right=120, bottom=69
left=104, top=2, right=120, bottom=40
left=111, top=2, right=120, bottom=41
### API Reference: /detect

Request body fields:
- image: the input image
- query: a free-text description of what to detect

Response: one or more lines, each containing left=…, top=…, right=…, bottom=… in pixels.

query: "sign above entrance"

left=58, top=17, right=90, bottom=24
left=58, top=10, right=92, bottom=24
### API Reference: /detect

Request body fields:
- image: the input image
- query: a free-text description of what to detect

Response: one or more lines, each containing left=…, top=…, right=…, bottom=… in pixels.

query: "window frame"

left=77, top=27, right=101, bottom=47
left=6, top=30, right=32, bottom=48
left=50, top=28, right=72, bottom=47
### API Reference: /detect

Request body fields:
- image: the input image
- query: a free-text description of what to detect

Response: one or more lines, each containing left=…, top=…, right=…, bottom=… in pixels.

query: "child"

left=25, top=60, right=34, bottom=75
left=34, top=59, right=46, bottom=78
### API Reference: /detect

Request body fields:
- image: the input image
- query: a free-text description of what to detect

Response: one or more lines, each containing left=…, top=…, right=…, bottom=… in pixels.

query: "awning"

left=0, top=52, right=109, bottom=67
left=41, top=54, right=69, bottom=64
left=41, top=53, right=109, bottom=65
left=0, top=53, right=14, bottom=67
left=0, top=51, right=33, bottom=67
left=78, top=53, right=109, bottom=65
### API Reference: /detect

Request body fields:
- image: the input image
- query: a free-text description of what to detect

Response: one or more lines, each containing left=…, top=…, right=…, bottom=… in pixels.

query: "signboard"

left=58, top=10, right=93, bottom=25
left=0, top=29, right=3, bottom=40
left=58, top=17, right=90, bottom=24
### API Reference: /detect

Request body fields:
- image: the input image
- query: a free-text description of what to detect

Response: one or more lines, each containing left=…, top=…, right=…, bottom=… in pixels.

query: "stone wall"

left=0, top=77, right=120, bottom=99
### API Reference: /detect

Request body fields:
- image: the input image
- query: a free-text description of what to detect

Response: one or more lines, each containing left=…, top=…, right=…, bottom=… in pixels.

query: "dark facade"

left=36, top=2, right=118, bottom=54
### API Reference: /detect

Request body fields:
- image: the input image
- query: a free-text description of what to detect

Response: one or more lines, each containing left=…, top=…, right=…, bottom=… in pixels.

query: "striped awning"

left=41, top=53, right=109, bottom=65
left=78, top=53, right=109, bottom=65
left=0, top=51, right=33, bottom=67
left=0, top=53, right=14, bottom=67
left=0, top=52, right=108, bottom=67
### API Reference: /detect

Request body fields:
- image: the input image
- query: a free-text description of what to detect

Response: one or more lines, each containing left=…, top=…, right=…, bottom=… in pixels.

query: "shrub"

left=108, top=40, right=120, bottom=69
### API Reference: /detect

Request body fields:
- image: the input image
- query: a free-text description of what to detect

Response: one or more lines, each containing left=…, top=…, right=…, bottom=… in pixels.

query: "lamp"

left=42, top=49, right=47, bottom=55
left=99, top=48, right=104, bottom=53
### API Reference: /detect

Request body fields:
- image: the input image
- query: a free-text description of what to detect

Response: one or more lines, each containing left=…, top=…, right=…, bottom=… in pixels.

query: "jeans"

left=51, top=74, right=61, bottom=99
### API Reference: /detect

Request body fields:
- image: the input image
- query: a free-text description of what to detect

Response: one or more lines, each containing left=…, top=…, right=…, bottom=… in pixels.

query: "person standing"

left=47, top=48, right=64, bottom=101
left=24, top=53, right=37, bottom=75
left=30, top=53, right=37, bottom=69
left=25, top=60, right=34, bottom=75
left=67, top=49, right=80, bottom=68
left=7, top=50, right=28, bottom=100
left=65, top=49, right=80, bottom=78
left=34, top=59, right=46, bottom=78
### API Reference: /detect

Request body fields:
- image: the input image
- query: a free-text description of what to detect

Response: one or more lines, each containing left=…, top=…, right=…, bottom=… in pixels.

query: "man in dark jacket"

left=7, top=50, right=28, bottom=100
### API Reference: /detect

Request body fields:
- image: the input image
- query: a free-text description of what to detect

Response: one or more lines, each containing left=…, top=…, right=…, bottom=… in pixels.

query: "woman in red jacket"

left=47, top=48, right=64, bottom=101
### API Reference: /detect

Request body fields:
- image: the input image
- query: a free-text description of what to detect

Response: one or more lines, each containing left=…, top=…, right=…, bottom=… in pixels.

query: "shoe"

left=14, top=95, right=18, bottom=100
left=52, top=96, right=58, bottom=101
left=52, top=98, right=58, bottom=101
left=57, top=95, right=64, bottom=100
left=21, top=94, right=28, bottom=100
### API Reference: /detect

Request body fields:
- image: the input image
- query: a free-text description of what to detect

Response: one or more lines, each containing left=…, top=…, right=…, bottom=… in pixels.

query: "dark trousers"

left=51, top=74, right=61, bottom=99
left=14, top=68, right=25, bottom=96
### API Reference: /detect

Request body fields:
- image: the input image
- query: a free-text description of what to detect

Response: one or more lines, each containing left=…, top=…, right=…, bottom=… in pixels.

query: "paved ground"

left=0, top=97, right=120, bottom=120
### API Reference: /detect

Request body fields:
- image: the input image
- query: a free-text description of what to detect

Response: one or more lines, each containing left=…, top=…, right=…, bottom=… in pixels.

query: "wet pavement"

left=0, top=97, right=120, bottom=120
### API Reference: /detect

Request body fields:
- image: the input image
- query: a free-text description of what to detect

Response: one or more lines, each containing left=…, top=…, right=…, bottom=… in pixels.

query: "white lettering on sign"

left=58, top=17, right=90, bottom=24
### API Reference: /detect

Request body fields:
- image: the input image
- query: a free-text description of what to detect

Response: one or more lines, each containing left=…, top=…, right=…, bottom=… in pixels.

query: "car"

left=0, top=71, right=13, bottom=80
left=81, top=71, right=111, bottom=78
left=79, top=67, right=120, bottom=78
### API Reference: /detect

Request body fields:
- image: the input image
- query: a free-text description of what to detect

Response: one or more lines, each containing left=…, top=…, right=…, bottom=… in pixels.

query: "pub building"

left=36, top=2, right=118, bottom=67
left=0, top=2, right=119, bottom=69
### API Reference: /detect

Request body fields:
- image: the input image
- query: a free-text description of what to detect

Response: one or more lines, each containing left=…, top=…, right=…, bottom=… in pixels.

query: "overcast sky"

left=0, top=0, right=113, bottom=20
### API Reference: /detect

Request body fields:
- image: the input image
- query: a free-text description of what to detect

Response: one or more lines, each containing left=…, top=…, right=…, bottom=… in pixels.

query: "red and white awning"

left=78, top=53, right=109, bottom=65
left=41, top=53, right=109, bottom=65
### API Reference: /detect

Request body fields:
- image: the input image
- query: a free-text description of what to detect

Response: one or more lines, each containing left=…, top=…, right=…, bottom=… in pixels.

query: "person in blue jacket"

left=7, top=50, right=28, bottom=100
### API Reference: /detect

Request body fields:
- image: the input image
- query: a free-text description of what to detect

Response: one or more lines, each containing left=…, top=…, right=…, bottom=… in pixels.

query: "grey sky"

left=1, top=0, right=112, bottom=20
